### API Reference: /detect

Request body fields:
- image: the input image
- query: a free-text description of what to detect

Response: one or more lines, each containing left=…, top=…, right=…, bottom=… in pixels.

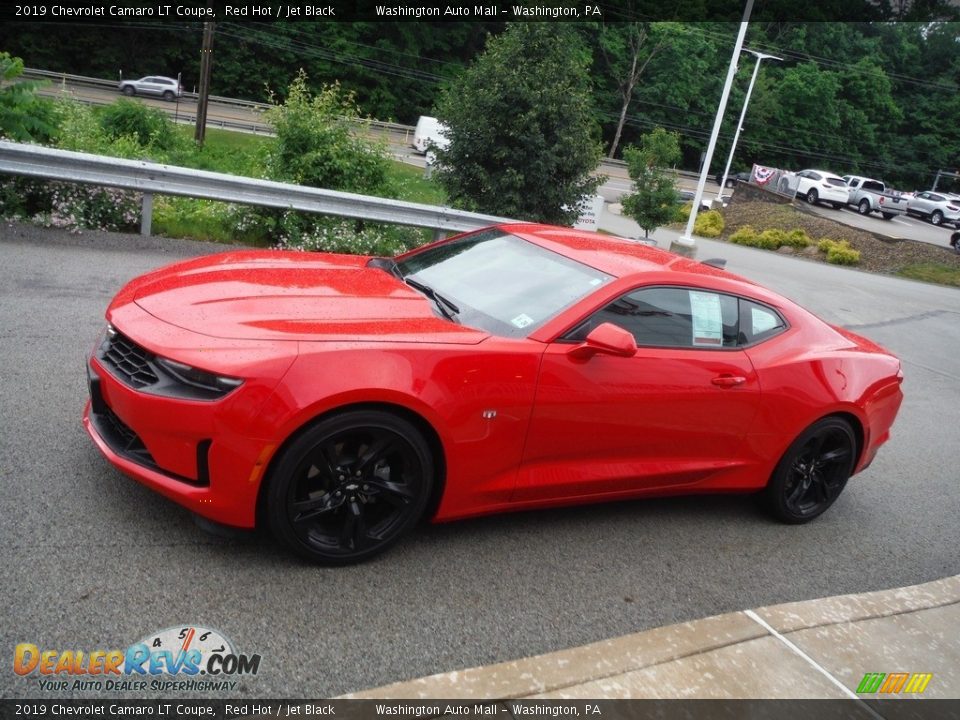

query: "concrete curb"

left=340, top=575, right=960, bottom=699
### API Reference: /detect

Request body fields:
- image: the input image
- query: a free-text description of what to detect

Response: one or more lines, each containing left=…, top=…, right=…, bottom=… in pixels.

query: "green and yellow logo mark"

left=857, top=672, right=933, bottom=694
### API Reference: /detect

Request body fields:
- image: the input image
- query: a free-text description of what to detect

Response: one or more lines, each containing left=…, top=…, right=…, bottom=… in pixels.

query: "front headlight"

left=154, top=357, right=244, bottom=396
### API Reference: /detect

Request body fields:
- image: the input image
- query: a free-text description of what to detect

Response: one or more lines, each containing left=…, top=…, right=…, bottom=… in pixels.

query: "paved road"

left=1, top=219, right=958, bottom=701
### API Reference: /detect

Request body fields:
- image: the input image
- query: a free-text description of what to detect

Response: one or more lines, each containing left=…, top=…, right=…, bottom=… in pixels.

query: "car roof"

left=803, top=169, right=844, bottom=180
left=498, top=223, right=785, bottom=302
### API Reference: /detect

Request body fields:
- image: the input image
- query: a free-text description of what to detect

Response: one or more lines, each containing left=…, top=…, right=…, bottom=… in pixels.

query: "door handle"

left=712, top=375, right=747, bottom=388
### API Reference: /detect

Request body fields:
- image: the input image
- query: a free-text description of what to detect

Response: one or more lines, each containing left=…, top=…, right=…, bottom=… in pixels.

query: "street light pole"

left=717, top=49, right=782, bottom=199
left=673, top=0, right=754, bottom=257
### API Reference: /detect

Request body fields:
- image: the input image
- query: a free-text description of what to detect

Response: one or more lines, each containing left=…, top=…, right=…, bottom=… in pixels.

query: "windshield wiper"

left=405, top=277, right=460, bottom=322
left=366, top=256, right=403, bottom=279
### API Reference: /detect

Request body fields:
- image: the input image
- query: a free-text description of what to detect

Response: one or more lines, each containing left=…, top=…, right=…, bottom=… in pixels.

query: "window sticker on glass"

left=511, top=313, right=534, bottom=329
left=690, top=291, right=723, bottom=346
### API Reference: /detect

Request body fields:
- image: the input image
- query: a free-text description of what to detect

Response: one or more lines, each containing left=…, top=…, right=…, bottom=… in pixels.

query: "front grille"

left=100, top=332, right=159, bottom=388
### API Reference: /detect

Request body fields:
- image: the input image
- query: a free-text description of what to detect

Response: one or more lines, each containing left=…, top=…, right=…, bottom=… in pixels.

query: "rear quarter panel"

left=744, top=317, right=902, bottom=479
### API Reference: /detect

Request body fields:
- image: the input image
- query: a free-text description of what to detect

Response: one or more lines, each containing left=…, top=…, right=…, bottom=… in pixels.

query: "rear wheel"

left=806, top=189, right=818, bottom=205
left=931, top=210, right=944, bottom=226
left=858, top=199, right=871, bottom=215
left=162, top=90, right=174, bottom=101
left=881, top=213, right=895, bottom=220
left=267, top=410, right=434, bottom=564
left=764, top=417, right=857, bottom=524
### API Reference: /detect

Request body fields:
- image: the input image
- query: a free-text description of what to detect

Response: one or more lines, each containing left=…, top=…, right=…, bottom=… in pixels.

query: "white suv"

left=792, top=169, right=849, bottom=209
left=118, top=76, right=182, bottom=101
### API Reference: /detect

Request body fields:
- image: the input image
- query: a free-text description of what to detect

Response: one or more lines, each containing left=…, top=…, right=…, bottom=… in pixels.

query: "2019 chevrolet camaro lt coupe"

left=84, top=224, right=904, bottom=564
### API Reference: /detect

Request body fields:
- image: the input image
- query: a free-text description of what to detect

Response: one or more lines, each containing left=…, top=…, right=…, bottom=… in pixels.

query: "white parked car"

left=906, top=191, right=960, bottom=228
left=118, top=76, right=182, bottom=101
left=793, top=169, right=849, bottom=208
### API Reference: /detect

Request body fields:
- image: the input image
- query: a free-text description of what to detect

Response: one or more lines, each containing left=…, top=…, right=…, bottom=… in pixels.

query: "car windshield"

left=397, top=230, right=613, bottom=337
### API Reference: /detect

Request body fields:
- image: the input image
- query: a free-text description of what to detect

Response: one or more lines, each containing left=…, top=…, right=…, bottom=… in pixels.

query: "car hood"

left=130, top=250, right=489, bottom=344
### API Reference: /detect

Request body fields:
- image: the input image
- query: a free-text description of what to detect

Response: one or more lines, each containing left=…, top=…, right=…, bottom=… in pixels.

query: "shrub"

left=673, top=202, right=692, bottom=223
left=694, top=209, right=724, bottom=238
left=34, top=183, right=140, bottom=232
left=275, top=214, right=425, bottom=256
left=266, top=71, right=390, bottom=196
left=818, top=238, right=861, bottom=265
left=784, top=228, right=812, bottom=248
left=729, top=225, right=811, bottom=250
left=729, top=226, right=759, bottom=246
left=99, top=99, right=180, bottom=151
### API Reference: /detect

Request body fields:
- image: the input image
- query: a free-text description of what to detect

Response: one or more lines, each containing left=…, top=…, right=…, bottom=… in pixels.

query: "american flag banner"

left=752, top=165, right=777, bottom=185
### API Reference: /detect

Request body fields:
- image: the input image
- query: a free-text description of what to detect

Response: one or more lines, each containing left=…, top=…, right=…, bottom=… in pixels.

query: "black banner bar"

left=2, top=700, right=960, bottom=720
left=3, top=0, right=959, bottom=24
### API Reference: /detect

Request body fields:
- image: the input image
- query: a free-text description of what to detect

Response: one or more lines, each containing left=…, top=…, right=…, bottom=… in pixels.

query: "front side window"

left=396, top=231, right=613, bottom=338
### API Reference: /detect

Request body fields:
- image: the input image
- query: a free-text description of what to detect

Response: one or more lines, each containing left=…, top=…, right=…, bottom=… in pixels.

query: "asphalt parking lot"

left=1, top=221, right=958, bottom=700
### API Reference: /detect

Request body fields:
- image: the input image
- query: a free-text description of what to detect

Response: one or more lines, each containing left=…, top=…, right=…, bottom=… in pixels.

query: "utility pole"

left=195, top=21, right=215, bottom=147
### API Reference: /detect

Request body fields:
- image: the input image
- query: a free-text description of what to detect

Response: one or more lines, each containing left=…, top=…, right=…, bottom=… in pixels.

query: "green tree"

left=434, top=23, right=602, bottom=224
left=621, top=127, right=681, bottom=239
left=265, top=70, right=390, bottom=195
left=0, top=52, right=56, bottom=142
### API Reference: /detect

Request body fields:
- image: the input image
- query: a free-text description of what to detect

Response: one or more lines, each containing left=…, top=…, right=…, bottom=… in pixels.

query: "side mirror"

left=569, top=323, right=637, bottom=359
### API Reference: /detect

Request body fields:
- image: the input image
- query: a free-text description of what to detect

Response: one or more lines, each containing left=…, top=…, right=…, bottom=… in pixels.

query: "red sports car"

left=84, top=224, right=904, bottom=564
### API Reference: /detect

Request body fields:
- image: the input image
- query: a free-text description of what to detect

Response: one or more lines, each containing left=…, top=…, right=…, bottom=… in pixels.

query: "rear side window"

left=825, top=177, right=847, bottom=187
left=741, top=300, right=786, bottom=344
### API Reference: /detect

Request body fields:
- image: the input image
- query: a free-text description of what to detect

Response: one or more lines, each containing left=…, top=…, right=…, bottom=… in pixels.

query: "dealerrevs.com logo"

left=14, top=626, right=262, bottom=692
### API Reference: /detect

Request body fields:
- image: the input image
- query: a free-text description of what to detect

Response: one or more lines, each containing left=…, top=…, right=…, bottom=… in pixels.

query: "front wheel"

left=931, top=210, right=944, bottom=226
left=122, top=85, right=135, bottom=96
left=806, top=189, right=819, bottom=205
left=267, top=410, right=434, bottom=564
left=764, top=417, right=857, bottom=524
left=858, top=199, right=871, bottom=215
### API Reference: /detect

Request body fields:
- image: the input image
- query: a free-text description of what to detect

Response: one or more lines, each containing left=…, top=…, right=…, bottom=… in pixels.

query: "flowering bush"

left=30, top=182, right=141, bottom=233
left=274, top=213, right=425, bottom=256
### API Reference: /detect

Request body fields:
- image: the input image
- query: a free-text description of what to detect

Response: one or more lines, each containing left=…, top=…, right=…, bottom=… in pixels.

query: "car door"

left=515, top=286, right=763, bottom=502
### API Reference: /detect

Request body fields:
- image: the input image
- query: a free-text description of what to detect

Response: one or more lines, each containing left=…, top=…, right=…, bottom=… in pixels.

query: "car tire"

left=163, top=90, right=174, bottom=101
left=858, top=199, right=871, bottom=215
left=764, top=417, right=857, bottom=524
left=951, top=231, right=960, bottom=252
left=931, top=211, right=944, bottom=226
left=831, top=202, right=843, bottom=210
left=267, top=410, right=434, bottom=565
left=726, top=178, right=735, bottom=188
left=122, top=86, right=135, bottom=97
left=881, top=213, right=895, bottom=220
left=806, top=189, right=818, bottom=205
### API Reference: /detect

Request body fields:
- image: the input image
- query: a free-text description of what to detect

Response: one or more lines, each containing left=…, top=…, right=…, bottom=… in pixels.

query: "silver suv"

left=118, top=76, right=182, bottom=101
left=906, top=191, right=960, bottom=227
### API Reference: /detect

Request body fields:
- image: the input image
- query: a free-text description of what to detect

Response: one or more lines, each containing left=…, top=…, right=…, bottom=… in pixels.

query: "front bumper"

left=84, top=358, right=269, bottom=527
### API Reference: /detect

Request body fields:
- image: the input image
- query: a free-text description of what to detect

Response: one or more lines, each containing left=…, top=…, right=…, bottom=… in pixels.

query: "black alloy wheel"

left=267, top=410, right=434, bottom=564
left=765, top=417, right=857, bottom=523
left=806, top=189, right=818, bottom=205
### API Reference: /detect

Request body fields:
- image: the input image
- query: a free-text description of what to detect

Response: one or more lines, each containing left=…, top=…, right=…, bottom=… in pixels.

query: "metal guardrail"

left=0, top=140, right=513, bottom=237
